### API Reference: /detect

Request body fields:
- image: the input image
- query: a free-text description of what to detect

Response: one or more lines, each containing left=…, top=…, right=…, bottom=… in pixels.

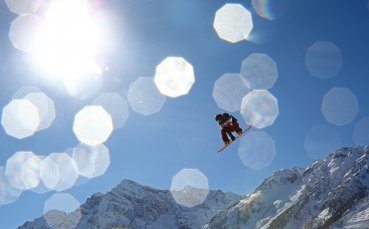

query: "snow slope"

left=19, top=145, right=369, bottom=229
left=19, top=180, right=241, bottom=229
left=205, top=145, right=369, bottom=229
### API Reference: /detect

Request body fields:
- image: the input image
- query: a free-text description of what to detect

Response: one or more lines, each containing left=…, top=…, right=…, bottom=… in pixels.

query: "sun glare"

left=32, top=0, right=104, bottom=84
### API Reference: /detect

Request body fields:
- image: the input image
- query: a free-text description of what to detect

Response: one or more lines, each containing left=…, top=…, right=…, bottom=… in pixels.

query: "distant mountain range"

left=19, top=145, right=369, bottom=229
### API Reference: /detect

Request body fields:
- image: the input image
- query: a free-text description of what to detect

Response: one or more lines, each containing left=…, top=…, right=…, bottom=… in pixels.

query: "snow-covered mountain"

left=19, top=145, right=369, bottom=229
left=205, top=145, right=369, bottom=229
left=18, top=179, right=241, bottom=229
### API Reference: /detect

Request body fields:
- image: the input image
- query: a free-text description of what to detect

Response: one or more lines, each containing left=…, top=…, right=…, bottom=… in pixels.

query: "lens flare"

left=5, top=0, right=42, bottom=15
left=25, top=0, right=109, bottom=98
left=33, top=0, right=102, bottom=75
left=73, top=106, right=114, bottom=146
left=240, top=53, right=278, bottom=90
left=5, top=151, right=38, bottom=190
left=72, top=143, right=110, bottom=178
left=238, top=131, right=276, bottom=170
left=213, top=4, right=253, bottom=43
left=154, top=57, right=195, bottom=98
left=0, top=167, right=22, bottom=205
left=24, top=92, right=56, bottom=132
left=305, top=41, right=343, bottom=79
left=321, top=88, right=359, bottom=126
left=252, top=0, right=290, bottom=20
left=170, top=168, right=209, bottom=208
left=1, top=99, right=40, bottom=139
left=128, top=77, right=167, bottom=115
left=93, top=93, right=129, bottom=129
left=12, top=86, right=42, bottom=99
left=43, top=193, right=81, bottom=229
left=240, top=90, right=279, bottom=129
left=40, top=153, right=79, bottom=191
left=9, top=14, right=44, bottom=53
left=213, top=73, right=250, bottom=112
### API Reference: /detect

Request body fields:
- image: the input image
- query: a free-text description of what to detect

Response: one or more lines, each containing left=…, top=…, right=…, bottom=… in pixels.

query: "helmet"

left=215, top=114, right=223, bottom=121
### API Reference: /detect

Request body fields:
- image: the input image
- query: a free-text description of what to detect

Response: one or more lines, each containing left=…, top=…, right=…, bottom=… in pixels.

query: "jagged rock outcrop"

left=205, top=145, right=369, bottom=229
left=19, top=180, right=241, bottom=229
left=20, top=145, right=369, bottom=229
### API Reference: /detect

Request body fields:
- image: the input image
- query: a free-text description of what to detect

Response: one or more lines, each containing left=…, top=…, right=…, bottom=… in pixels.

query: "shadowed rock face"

left=19, top=146, right=369, bottom=229
left=205, top=145, right=369, bottom=229
left=18, top=179, right=241, bottom=229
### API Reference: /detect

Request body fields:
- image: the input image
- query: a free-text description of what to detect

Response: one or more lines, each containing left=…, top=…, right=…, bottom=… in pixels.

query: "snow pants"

left=221, top=121, right=242, bottom=142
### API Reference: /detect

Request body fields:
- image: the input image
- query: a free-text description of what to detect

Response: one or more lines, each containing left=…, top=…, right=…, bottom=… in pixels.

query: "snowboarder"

left=215, top=113, right=243, bottom=146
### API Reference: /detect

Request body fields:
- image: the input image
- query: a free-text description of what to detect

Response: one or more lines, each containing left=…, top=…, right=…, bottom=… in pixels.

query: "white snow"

left=19, top=145, right=369, bottom=229
left=207, top=145, right=369, bottom=229
left=19, top=180, right=241, bottom=229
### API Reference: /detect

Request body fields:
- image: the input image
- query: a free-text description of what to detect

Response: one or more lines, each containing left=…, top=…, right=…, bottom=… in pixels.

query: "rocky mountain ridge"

left=19, top=179, right=241, bottom=229
left=206, top=145, right=369, bottom=229
left=20, top=145, right=369, bottom=229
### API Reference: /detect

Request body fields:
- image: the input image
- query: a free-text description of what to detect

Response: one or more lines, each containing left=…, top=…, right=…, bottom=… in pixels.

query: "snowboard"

left=217, top=125, right=253, bottom=153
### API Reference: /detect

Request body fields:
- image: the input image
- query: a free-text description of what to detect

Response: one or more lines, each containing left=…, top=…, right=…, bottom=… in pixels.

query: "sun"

left=31, top=0, right=105, bottom=90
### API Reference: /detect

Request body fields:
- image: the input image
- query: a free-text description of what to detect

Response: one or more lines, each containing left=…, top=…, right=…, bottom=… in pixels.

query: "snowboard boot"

left=228, top=132, right=236, bottom=141
left=237, top=129, right=243, bottom=135
left=224, top=140, right=230, bottom=146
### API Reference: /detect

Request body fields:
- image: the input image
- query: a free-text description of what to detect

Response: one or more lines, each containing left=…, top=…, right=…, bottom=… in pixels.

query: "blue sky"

left=1, top=0, right=369, bottom=227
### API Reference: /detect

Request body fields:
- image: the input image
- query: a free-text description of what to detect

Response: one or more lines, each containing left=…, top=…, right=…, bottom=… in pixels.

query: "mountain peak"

left=20, top=178, right=241, bottom=229
left=206, top=145, right=369, bottom=229
left=117, top=179, right=149, bottom=190
left=19, top=145, right=369, bottom=229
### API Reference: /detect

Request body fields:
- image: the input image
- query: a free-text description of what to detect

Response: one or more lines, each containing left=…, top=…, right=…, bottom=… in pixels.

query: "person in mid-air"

left=215, top=113, right=243, bottom=146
